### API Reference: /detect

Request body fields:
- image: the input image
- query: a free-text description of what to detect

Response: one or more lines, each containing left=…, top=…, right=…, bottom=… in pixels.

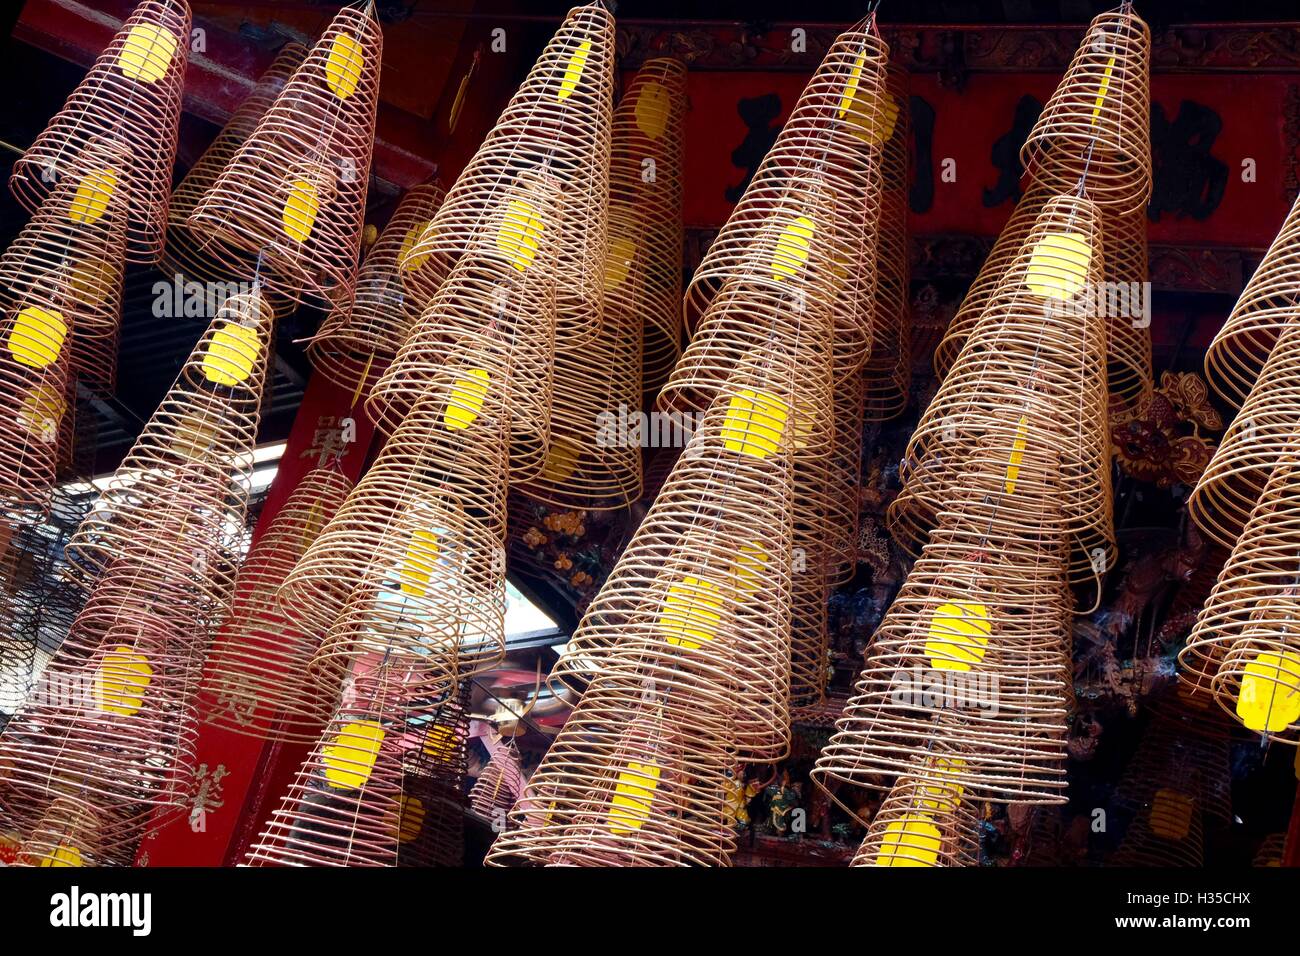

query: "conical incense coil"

left=1190, top=324, right=1300, bottom=548
left=190, top=5, right=382, bottom=308
left=281, top=388, right=511, bottom=685
left=397, top=686, right=470, bottom=866
left=684, top=17, right=890, bottom=373
left=552, top=344, right=831, bottom=762
left=307, top=183, right=448, bottom=394
left=11, top=794, right=135, bottom=868
left=1182, top=451, right=1300, bottom=745
left=1109, top=796, right=1204, bottom=867
left=0, top=547, right=217, bottom=847
left=244, top=661, right=427, bottom=867
left=63, top=290, right=273, bottom=599
left=469, top=739, right=525, bottom=822
left=889, top=193, right=1114, bottom=587
left=861, top=63, right=911, bottom=422
left=825, top=365, right=866, bottom=585
left=850, top=768, right=981, bottom=867
left=400, top=2, right=614, bottom=346
left=515, top=195, right=642, bottom=510
left=485, top=672, right=740, bottom=867
left=1020, top=5, right=1152, bottom=215
left=788, top=533, right=831, bottom=707
left=9, top=0, right=190, bottom=264
left=370, top=168, right=561, bottom=483
left=610, top=59, right=687, bottom=399
left=1100, top=202, right=1152, bottom=420
left=662, top=175, right=841, bottom=417
left=0, top=137, right=130, bottom=396
left=161, top=42, right=307, bottom=318
left=1112, top=708, right=1232, bottom=826
left=933, top=183, right=1054, bottom=379
left=195, top=466, right=354, bottom=744
left=815, top=432, right=1073, bottom=805
left=1206, top=189, right=1300, bottom=407
left=1253, top=833, right=1287, bottom=867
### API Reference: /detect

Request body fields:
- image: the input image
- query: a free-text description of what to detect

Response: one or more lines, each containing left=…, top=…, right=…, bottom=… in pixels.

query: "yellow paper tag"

left=771, top=216, right=816, bottom=282
left=322, top=719, right=385, bottom=790
left=94, top=645, right=152, bottom=717
left=721, top=389, right=789, bottom=459
left=324, top=33, right=365, bottom=100
left=282, top=179, right=320, bottom=243
left=558, top=39, right=592, bottom=101
left=924, top=602, right=992, bottom=672
left=444, top=367, right=491, bottom=430
left=7, top=306, right=67, bottom=369
left=118, top=23, right=177, bottom=84
left=1236, top=649, right=1300, bottom=733
left=659, top=577, right=724, bottom=650
left=607, top=761, right=662, bottom=834
left=202, top=322, right=261, bottom=387
left=874, top=814, right=942, bottom=867
left=69, top=169, right=117, bottom=225
left=1026, top=232, right=1092, bottom=300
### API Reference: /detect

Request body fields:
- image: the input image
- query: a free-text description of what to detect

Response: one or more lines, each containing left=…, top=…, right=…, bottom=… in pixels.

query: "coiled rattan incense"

left=1112, top=707, right=1232, bottom=827
left=469, top=737, right=525, bottom=822
left=889, top=193, right=1114, bottom=588
left=63, top=290, right=273, bottom=602
left=551, top=342, right=832, bottom=762
left=161, top=43, right=308, bottom=318
left=815, top=428, right=1073, bottom=806
left=1020, top=5, right=1152, bottom=215
left=611, top=59, right=687, bottom=398
left=396, top=685, right=471, bottom=866
left=307, top=183, right=448, bottom=394
left=1189, top=324, right=1300, bottom=548
left=485, top=672, right=740, bottom=867
left=512, top=59, right=687, bottom=506
left=861, top=64, right=911, bottom=422
left=11, top=794, right=136, bottom=868
left=1100, top=204, right=1153, bottom=420
left=1206, top=192, right=1300, bottom=408
left=9, top=0, right=189, bottom=264
left=933, top=183, right=1053, bottom=379
left=371, top=168, right=561, bottom=486
left=683, top=16, right=889, bottom=375
left=195, top=466, right=354, bottom=744
left=850, top=766, right=981, bottom=867
left=0, top=526, right=227, bottom=852
left=280, top=389, right=510, bottom=688
left=661, top=176, right=840, bottom=419
left=244, top=661, right=425, bottom=867
left=1109, top=795, right=1204, bottom=867
left=1181, top=450, right=1300, bottom=744
left=0, top=137, right=130, bottom=402
left=400, top=2, right=614, bottom=346
left=190, top=5, right=382, bottom=309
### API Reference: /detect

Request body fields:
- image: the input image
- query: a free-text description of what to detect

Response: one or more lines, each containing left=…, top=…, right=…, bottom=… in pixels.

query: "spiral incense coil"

left=889, top=193, right=1114, bottom=587
left=1100, top=204, right=1152, bottom=420
left=280, top=387, right=511, bottom=686
left=244, top=662, right=427, bottom=867
left=826, top=366, right=866, bottom=585
left=933, top=183, right=1054, bottom=379
left=1206, top=193, right=1300, bottom=408
left=552, top=343, right=832, bottom=762
left=662, top=176, right=840, bottom=419
left=63, top=290, right=273, bottom=598
left=470, top=739, right=525, bottom=822
left=10, top=794, right=138, bottom=868
left=608, top=59, right=687, bottom=399
left=1109, top=797, right=1204, bottom=867
left=370, top=168, right=561, bottom=484
left=485, top=673, right=739, bottom=867
left=1020, top=6, right=1152, bottom=215
left=398, top=687, right=471, bottom=865
left=190, top=6, right=382, bottom=309
left=850, top=768, right=981, bottom=867
left=1253, top=833, right=1287, bottom=867
left=161, top=43, right=308, bottom=318
left=815, top=430, right=1073, bottom=805
left=861, top=64, right=911, bottom=422
left=0, top=136, right=130, bottom=398
left=307, top=183, right=448, bottom=394
left=1190, top=326, right=1300, bottom=549
left=516, top=196, right=642, bottom=510
left=195, top=466, right=354, bottom=744
left=788, top=531, right=831, bottom=707
left=1182, top=451, right=1300, bottom=745
left=0, top=545, right=221, bottom=849
left=400, top=2, right=614, bottom=347
left=1112, top=710, right=1232, bottom=826
left=683, top=17, right=890, bottom=374
left=9, top=0, right=190, bottom=264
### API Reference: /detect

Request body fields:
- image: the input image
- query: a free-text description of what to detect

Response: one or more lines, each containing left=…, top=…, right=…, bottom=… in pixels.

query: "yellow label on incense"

left=322, top=719, right=385, bottom=790
left=607, top=761, right=662, bottom=834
